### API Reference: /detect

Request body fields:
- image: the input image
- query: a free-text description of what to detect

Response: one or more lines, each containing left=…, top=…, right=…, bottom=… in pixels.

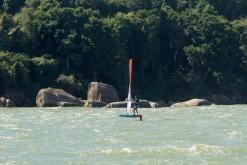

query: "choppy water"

left=0, top=105, right=247, bottom=165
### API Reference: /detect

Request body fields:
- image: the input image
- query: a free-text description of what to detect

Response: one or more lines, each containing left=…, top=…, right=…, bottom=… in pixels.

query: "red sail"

left=129, top=58, right=133, bottom=83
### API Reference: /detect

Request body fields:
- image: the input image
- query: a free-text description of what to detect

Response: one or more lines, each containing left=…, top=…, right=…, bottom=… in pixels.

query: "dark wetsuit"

left=133, top=98, right=139, bottom=115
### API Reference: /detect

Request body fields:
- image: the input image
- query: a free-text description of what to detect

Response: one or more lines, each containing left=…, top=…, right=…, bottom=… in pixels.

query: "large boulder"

left=84, top=100, right=107, bottom=107
left=57, top=101, right=86, bottom=107
left=87, top=82, right=119, bottom=104
left=6, top=99, right=15, bottom=107
left=105, top=101, right=127, bottom=108
left=0, top=97, right=15, bottom=107
left=36, top=88, right=83, bottom=107
left=0, top=97, right=6, bottom=107
left=139, top=100, right=153, bottom=108
left=149, top=101, right=159, bottom=108
left=105, top=100, right=155, bottom=108
left=171, top=98, right=211, bottom=107
left=5, top=90, right=34, bottom=107
left=147, top=100, right=167, bottom=108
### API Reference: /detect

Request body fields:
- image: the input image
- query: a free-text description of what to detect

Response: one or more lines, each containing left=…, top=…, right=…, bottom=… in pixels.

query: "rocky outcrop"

left=0, top=97, right=6, bottom=107
left=105, top=100, right=158, bottom=108
left=87, top=82, right=119, bottom=104
left=36, top=88, right=83, bottom=107
left=149, top=101, right=159, bottom=108
left=6, top=99, right=15, bottom=107
left=57, top=101, right=86, bottom=107
left=105, top=101, right=127, bottom=108
left=156, top=100, right=167, bottom=107
left=5, top=90, right=34, bottom=107
left=0, top=97, right=15, bottom=107
left=171, top=98, right=211, bottom=107
left=84, top=100, right=107, bottom=107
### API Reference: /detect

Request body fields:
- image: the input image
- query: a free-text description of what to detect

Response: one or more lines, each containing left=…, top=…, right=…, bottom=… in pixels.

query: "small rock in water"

left=6, top=99, right=16, bottom=107
left=171, top=98, right=211, bottom=107
left=0, top=97, right=6, bottom=107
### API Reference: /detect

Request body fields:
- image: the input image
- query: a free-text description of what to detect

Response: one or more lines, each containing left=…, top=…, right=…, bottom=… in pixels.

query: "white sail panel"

left=127, top=58, right=133, bottom=114
left=127, top=83, right=131, bottom=113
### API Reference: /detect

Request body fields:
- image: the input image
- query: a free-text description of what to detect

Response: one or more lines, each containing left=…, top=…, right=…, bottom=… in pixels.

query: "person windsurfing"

left=132, top=95, right=139, bottom=115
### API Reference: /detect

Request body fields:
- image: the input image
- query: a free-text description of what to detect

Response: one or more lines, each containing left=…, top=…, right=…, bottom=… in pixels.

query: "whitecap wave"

left=121, top=147, right=137, bottom=154
left=0, top=135, right=14, bottom=140
left=8, top=128, right=31, bottom=132
left=85, top=124, right=91, bottom=128
left=101, top=138, right=119, bottom=144
left=93, top=129, right=101, bottom=133
left=0, top=124, right=17, bottom=128
left=218, top=114, right=234, bottom=119
left=99, top=147, right=137, bottom=154
left=187, top=144, right=224, bottom=156
left=83, top=147, right=138, bottom=156
left=143, top=144, right=225, bottom=156
left=227, top=130, right=242, bottom=139
left=100, top=149, right=113, bottom=154
left=135, top=159, right=171, bottom=165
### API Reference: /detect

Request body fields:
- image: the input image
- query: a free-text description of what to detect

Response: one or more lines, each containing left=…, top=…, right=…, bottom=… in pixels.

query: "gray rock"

left=87, top=82, right=119, bottom=104
left=105, top=101, right=127, bottom=108
left=6, top=99, right=15, bottom=107
left=57, top=101, right=85, bottom=107
left=149, top=101, right=159, bottom=108
left=36, top=87, right=82, bottom=107
left=84, top=100, right=107, bottom=107
left=0, top=97, right=6, bottom=107
left=105, top=100, right=155, bottom=108
left=171, top=98, right=211, bottom=107
left=5, top=90, right=34, bottom=107
left=156, top=100, right=167, bottom=107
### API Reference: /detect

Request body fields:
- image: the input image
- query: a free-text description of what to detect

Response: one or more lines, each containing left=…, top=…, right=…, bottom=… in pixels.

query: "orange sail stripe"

left=129, top=58, right=133, bottom=83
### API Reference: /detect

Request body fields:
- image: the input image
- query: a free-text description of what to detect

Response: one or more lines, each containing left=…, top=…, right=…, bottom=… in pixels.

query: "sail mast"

left=127, top=58, right=132, bottom=113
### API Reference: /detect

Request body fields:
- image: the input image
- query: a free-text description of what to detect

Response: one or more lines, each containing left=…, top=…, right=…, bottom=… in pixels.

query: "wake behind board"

left=119, top=114, right=143, bottom=121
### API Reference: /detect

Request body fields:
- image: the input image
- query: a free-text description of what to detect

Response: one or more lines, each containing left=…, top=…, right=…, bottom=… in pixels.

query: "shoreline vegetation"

left=1, top=0, right=247, bottom=107
left=0, top=82, right=245, bottom=108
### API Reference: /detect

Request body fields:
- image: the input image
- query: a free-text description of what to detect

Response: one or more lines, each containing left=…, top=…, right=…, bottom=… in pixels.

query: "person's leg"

left=133, top=106, right=137, bottom=115
left=134, top=105, right=138, bottom=114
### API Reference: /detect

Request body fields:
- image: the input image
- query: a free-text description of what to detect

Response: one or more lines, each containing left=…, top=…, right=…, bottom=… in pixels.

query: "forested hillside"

left=0, top=0, right=247, bottom=102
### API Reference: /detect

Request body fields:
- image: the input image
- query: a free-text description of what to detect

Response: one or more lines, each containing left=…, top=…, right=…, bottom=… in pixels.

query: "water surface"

left=1, top=105, right=247, bottom=164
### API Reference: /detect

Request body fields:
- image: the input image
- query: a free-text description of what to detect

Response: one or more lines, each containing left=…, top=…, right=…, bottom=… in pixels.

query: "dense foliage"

left=0, top=0, right=247, bottom=102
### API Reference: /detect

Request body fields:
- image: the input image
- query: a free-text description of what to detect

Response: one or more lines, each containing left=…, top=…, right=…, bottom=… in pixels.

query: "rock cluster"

left=36, top=88, right=84, bottom=107
left=105, top=100, right=159, bottom=108
left=87, top=82, right=119, bottom=104
left=170, top=99, right=212, bottom=107
left=2, top=81, right=242, bottom=108
left=0, top=97, right=15, bottom=107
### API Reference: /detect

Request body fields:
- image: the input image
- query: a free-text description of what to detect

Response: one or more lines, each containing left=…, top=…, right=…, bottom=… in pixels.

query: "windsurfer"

left=132, top=96, right=139, bottom=115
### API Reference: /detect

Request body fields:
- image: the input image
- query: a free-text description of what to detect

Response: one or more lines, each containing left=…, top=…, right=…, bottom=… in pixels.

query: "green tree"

left=208, top=0, right=247, bottom=19
left=2, top=0, right=26, bottom=14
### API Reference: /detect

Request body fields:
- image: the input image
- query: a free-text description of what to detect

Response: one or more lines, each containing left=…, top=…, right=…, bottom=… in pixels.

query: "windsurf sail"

left=127, top=58, right=132, bottom=114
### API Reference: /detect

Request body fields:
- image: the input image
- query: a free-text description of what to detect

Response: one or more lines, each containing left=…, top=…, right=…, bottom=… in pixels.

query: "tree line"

left=0, top=0, right=247, bottom=102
